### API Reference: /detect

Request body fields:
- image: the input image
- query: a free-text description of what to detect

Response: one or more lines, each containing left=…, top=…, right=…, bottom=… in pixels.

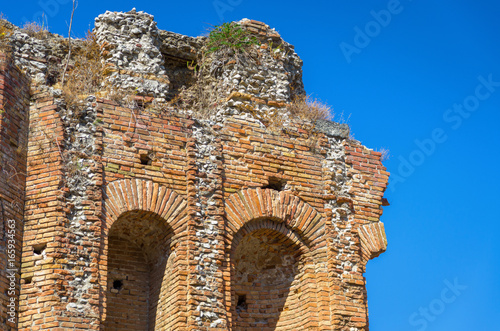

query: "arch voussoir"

left=359, top=222, right=388, bottom=262
left=103, top=179, right=187, bottom=236
left=224, top=188, right=325, bottom=246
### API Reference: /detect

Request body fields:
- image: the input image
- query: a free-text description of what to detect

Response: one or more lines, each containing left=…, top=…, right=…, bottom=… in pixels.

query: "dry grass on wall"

left=287, top=95, right=332, bottom=123
left=60, top=31, right=103, bottom=107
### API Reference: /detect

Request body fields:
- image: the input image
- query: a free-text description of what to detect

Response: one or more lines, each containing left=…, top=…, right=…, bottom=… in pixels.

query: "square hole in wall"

left=140, top=153, right=152, bottom=165
left=33, top=243, right=46, bottom=255
left=263, top=177, right=287, bottom=191
left=112, top=279, right=123, bottom=291
left=236, top=294, right=247, bottom=311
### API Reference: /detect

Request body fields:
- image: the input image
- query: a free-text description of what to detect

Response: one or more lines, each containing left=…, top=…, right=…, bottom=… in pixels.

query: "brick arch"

left=230, top=219, right=310, bottom=257
left=100, top=178, right=189, bottom=330
left=224, top=188, right=327, bottom=329
left=224, top=188, right=325, bottom=249
left=103, top=178, right=188, bottom=237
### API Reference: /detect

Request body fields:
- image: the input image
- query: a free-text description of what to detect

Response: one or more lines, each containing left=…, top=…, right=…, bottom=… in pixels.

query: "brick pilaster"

left=0, top=52, right=30, bottom=331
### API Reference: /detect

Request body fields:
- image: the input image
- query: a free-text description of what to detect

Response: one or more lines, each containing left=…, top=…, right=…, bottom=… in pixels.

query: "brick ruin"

left=0, top=9, right=389, bottom=331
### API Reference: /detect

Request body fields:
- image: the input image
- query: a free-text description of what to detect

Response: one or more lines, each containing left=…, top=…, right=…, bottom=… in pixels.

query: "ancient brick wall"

left=219, top=116, right=333, bottom=329
left=18, top=91, right=99, bottom=330
left=0, top=53, right=30, bottom=330
left=0, top=9, right=390, bottom=331
left=98, top=99, right=192, bottom=330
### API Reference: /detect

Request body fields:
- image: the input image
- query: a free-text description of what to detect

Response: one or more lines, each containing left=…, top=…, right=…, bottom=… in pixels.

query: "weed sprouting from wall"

left=287, top=95, right=332, bottom=123
left=205, top=22, right=260, bottom=57
left=378, top=148, right=391, bottom=161
left=21, top=17, right=49, bottom=39
left=173, top=22, right=261, bottom=118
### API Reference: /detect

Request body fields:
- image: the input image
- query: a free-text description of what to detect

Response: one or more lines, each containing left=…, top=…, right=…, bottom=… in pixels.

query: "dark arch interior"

left=231, top=226, right=306, bottom=330
left=104, top=210, right=174, bottom=331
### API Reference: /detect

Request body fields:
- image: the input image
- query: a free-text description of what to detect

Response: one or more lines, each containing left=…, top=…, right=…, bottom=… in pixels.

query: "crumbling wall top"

left=0, top=8, right=347, bottom=135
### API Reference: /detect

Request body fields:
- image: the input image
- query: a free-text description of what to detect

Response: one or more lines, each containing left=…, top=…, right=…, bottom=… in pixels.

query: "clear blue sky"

left=2, top=1, right=499, bottom=330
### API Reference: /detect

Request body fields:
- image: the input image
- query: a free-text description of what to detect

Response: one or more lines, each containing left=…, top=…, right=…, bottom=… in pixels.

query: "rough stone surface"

left=94, top=9, right=171, bottom=100
left=0, top=9, right=390, bottom=331
left=315, top=119, right=350, bottom=139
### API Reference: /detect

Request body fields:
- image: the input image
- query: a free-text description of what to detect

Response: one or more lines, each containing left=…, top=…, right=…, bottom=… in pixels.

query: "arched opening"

left=230, top=222, right=315, bottom=330
left=104, top=210, right=175, bottom=330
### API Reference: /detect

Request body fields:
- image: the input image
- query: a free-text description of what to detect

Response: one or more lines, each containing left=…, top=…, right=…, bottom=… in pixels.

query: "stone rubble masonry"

left=94, top=10, right=172, bottom=100
left=0, top=9, right=389, bottom=331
